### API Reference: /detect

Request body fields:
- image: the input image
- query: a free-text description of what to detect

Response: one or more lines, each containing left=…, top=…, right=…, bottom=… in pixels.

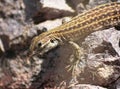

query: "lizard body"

left=30, top=2, right=120, bottom=55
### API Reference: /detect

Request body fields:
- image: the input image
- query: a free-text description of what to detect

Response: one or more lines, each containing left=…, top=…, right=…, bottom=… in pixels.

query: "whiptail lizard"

left=29, top=2, right=120, bottom=73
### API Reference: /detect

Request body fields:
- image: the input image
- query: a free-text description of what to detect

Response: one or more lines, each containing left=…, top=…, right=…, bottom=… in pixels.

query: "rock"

left=0, top=38, right=5, bottom=53
left=0, top=0, right=120, bottom=89
left=41, top=0, right=74, bottom=12
left=71, top=84, right=107, bottom=89
left=29, top=0, right=75, bottom=24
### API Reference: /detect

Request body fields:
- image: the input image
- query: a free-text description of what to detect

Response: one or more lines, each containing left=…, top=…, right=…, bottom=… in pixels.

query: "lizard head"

left=29, top=33, right=59, bottom=55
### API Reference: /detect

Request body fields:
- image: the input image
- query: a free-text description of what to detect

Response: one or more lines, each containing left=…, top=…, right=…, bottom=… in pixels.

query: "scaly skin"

left=30, top=2, right=120, bottom=55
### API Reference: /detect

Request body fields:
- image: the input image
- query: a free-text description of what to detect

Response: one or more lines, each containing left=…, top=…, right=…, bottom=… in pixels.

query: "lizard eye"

left=38, top=42, right=42, bottom=47
left=50, top=39, right=54, bottom=43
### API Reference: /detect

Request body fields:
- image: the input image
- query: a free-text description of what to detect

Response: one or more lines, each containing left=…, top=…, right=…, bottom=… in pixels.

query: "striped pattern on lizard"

left=29, top=2, right=120, bottom=74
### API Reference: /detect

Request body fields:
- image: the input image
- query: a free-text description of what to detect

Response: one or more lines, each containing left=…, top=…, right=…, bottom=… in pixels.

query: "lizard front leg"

left=65, top=41, right=87, bottom=87
left=66, top=41, right=86, bottom=77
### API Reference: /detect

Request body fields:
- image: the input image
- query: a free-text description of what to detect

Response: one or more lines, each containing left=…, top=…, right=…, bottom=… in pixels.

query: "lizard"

left=29, top=2, right=120, bottom=75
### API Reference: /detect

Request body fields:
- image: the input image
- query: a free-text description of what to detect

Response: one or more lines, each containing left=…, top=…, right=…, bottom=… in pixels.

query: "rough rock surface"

left=0, top=0, right=120, bottom=89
